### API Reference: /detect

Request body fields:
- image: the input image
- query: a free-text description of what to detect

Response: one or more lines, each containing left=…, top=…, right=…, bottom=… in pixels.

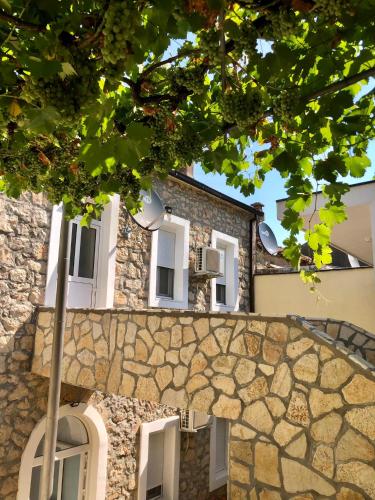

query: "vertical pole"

left=249, top=218, right=257, bottom=313
left=39, top=204, right=71, bottom=500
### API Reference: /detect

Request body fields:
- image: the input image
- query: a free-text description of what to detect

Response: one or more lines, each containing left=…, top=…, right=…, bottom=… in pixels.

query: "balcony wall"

left=255, top=267, right=375, bottom=333
left=32, top=307, right=375, bottom=498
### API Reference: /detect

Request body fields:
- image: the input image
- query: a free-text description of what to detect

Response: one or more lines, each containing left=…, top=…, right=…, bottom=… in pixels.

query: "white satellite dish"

left=258, top=222, right=279, bottom=256
left=131, top=189, right=165, bottom=231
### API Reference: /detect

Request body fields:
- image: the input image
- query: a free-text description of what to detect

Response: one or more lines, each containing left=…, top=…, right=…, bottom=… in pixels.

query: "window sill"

left=211, top=304, right=237, bottom=313
left=149, top=297, right=188, bottom=310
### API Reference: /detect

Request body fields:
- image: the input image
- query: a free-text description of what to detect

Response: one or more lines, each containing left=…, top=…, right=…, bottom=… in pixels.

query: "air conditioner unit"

left=180, top=410, right=212, bottom=432
left=195, top=247, right=224, bottom=277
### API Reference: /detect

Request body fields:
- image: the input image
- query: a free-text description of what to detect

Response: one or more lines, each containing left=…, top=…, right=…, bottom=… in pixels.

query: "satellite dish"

left=258, top=222, right=279, bottom=256
left=131, top=189, right=165, bottom=231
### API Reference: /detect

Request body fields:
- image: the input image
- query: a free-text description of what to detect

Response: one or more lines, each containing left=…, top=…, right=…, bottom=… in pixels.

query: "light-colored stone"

left=77, top=333, right=94, bottom=352
left=259, top=491, right=281, bottom=500
left=194, top=317, right=209, bottom=340
left=243, top=401, right=273, bottom=434
left=191, top=387, right=215, bottom=413
left=229, top=335, right=247, bottom=356
left=254, top=442, right=280, bottom=487
left=135, top=376, right=160, bottom=401
left=134, top=338, right=148, bottom=362
left=320, top=357, right=354, bottom=389
left=154, top=330, right=170, bottom=350
left=342, top=374, right=375, bottom=404
left=259, top=364, right=274, bottom=376
left=155, top=365, right=173, bottom=391
left=336, top=429, right=375, bottom=461
left=119, top=373, right=135, bottom=396
left=138, top=329, right=154, bottom=350
left=233, top=320, right=246, bottom=338
left=293, top=354, right=319, bottom=383
left=212, top=355, right=237, bottom=375
left=263, top=340, right=283, bottom=365
left=190, top=352, right=207, bottom=375
left=231, top=423, right=257, bottom=440
left=182, top=326, right=195, bottom=345
left=170, top=325, right=182, bottom=348
left=244, top=333, right=261, bottom=357
left=345, top=406, right=375, bottom=440
left=186, top=374, right=209, bottom=394
left=230, top=461, right=250, bottom=485
left=267, top=322, right=288, bottom=343
left=239, top=376, right=268, bottom=404
left=248, top=320, right=267, bottom=336
left=234, top=358, right=257, bottom=385
left=180, top=316, right=193, bottom=325
left=230, top=440, right=252, bottom=463
left=148, top=345, right=165, bottom=366
left=77, top=367, right=95, bottom=387
left=285, top=433, right=307, bottom=459
left=289, top=327, right=303, bottom=340
left=95, top=338, right=108, bottom=358
left=270, top=363, right=292, bottom=398
left=147, top=315, right=160, bottom=334
left=166, top=350, right=179, bottom=365
left=214, top=327, right=232, bottom=353
left=125, top=361, right=151, bottom=376
left=230, top=484, right=248, bottom=499
left=212, top=395, right=241, bottom=419
left=173, top=365, right=189, bottom=387
left=212, top=375, right=236, bottom=395
left=77, top=349, right=95, bottom=367
left=309, top=388, right=343, bottom=418
left=161, top=316, right=175, bottom=329
left=107, top=350, right=122, bottom=393
left=180, top=343, right=196, bottom=365
left=336, top=487, right=365, bottom=500
left=125, top=321, right=137, bottom=344
left=265, top=396, right=286, bottom=418
left=286, top=391, right=310, bottom=427
left=312, top=444, right=334, bottom=478
left=161, top=388, right=188, bottom=408
left=199, top=334, right=220, bottom=357
left=319, top=345, right=334, bottom=361
left=210, top=317, right=224, bottom=328
left=336, top=462, right=375, bottom=498
left=287, top=338, right=314, bottom=359
left=310, top=412, right=342, bottom=443
left=281, top=458, right=336, bottom=496
left=273, top=419, right=302, bottom=447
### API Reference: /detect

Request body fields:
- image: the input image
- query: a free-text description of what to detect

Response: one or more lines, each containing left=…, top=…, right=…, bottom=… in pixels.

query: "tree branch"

left=0, top=9, right=45, bottom=32
left=306, top=67, right=375, bottom=101
left=141, top=49, right=201, bottom=79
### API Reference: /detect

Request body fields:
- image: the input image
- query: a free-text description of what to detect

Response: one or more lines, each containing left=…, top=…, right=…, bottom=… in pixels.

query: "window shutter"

left=157, top=230, right=176, bottom=269
left=216, top=247, right=226, bottom=286
left=215, top=418, right=227, bottom=474
left=147, top=431, right=165, bottom=491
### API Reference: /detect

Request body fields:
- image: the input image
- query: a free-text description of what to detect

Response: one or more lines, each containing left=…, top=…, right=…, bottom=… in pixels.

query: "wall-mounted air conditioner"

left=195, top=247, right=224, bottom=277
left=180, top=410, right=212, bottom=432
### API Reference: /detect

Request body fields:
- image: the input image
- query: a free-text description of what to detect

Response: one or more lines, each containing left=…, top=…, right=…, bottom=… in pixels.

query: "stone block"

left=285, top=433, right=307, bottom=459
left=320, top=357, right=354, bottom=389
left=214, top=327, right=232, bottom=353
left=267, top=322, right=288, bottom=343
left=155, top=365, right=173, bottom=391
left=230, top=460, right=251, bottom=485
left=161, top=388, right=187, bottom=408
left=336, top=461, right=375, bottom=498
left=281, top=458, right=335, bottom=496
left=312, top=444, right=334, bottom=478
left=234, top=358, right=257, bottom=385
left=309, top=388, right=343, bottom=418
left=336, top=429, right=375, bottom=461
left=212, top=375, right=235, bottom=395
left=212, top=355, right=237, bottom=375
left=292, top=354, right=318, bottom=383
left=173, top=366, right=188, bottom=387
left=199, top=335, right=220, bottom=358
left=239, top=376, right=268, bottom=404
left=243, top=401, right=273, bottom=434
left=230, top=440, right=253, bottom=464
left=244, top=333, right=261, bottom=357
left=194, top=318, right=209, bottom=340
left=212, top=395, right=241, bottom=420
left=186, top=374, right=209, bottom=394
left=273, top=419, right=302, bottom=447
left=342, top=374, right=375, bottom=404
left=286, top=391, right=310, bottom=427
left=148, top=345, right=165, bottom=366
left=191, top=387, right=215, bottom=413
left=270, top=363, right=291, bottom=398
left=190, top=353, right=207, bottom=375
left=254, top=442, right=280, bottom=487
left=262, top=340, right=283, bottom=365
left=265, top=396, right=286, bottom=418
left=231, top=423, right=257, bottom=440
left=180, top=343, right=196, bottom=365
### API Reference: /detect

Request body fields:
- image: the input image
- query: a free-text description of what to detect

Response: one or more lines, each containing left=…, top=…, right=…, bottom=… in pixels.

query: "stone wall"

left=114, top=176, right=253, bottom=312
left=33, top=308, right=375, bottom=498
left=306, top=317, right=375, bottom=365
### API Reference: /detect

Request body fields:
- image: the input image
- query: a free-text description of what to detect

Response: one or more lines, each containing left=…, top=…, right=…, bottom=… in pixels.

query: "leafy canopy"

left=0, top=0, right=374, bottom=272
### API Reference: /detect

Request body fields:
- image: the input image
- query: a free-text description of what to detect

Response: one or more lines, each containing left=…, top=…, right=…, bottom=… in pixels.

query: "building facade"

left=0, top=171, right=259, bottom=499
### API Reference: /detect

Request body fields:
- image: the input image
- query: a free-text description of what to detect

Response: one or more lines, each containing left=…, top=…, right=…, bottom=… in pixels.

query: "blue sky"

left=195, top=139, right=375, bottom=245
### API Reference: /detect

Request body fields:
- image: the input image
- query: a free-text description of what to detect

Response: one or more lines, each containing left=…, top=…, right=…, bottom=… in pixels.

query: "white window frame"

left=138, top=416, right=180, bottom=500
left=45, top=195, right=120, bottom=308
left=209, top=417, right=229, bottom=492
left=149, top=214, right=190, bottom=309
left=210, top=230, right=239, bottom=312
left=17, top=404, right=108, bottom=500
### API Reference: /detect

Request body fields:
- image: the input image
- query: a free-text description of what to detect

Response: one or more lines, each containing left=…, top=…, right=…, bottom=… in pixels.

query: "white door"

left=67, top=217, right=101, bottom=308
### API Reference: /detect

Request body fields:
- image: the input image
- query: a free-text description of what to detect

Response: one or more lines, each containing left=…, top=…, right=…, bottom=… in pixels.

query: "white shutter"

left=147, top=431, right=165, bottom=490
left=157, top=230, right=176, bottom=269
left=216, top=247, right=226, bottom=285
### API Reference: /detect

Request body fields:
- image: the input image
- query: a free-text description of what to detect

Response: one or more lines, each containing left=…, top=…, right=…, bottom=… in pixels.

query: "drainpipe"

left=249, top=217, right=257, bottom=313
left=39, top=205, right=71, bottom=500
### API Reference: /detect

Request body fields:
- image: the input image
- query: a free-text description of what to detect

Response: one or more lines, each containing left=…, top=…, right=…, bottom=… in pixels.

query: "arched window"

left=18, top=404, right=108, bottom=500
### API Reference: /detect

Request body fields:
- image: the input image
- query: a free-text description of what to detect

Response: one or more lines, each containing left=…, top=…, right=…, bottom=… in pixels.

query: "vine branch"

left=0, top=9, right=45, bottom=31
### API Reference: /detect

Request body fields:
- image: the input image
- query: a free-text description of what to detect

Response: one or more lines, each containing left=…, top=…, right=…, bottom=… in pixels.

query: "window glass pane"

left=78, top=226, right=97, bottom=279
left=69, top=223, right=78, bottom=276
left=62, top=454, right=81, bottom=500
left=30, top=465, right=41, bottom=500
left=147, top=431, right=164, bottom=491
left=157, top=230, right=175, bottom=269
left=35, top=416, right=88, bottom=457
left=156, top=267, right=174, bottom=298
left=216, top=284, right=226, bottom=305
left=216, top=246, right=226, bottom=285
left=215, top=418, right=228, bottom=474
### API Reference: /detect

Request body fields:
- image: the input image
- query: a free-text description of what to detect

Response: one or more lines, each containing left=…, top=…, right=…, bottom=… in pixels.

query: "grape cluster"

left=22, top=52, right=98, bottom=120
left=220, top=88, right=263, bottom=129
left=102, top=1, right=137, bottom=65
left=232, top=22, right=257, bottom=60
left=175, top=128, right=204, bottom=164
left=267, top=8, right=297, bottom=39
left=171, top=67, right=205, bottom=94
left=315, top=0, right=351, bottom=19
left=199, top=29, right=222, bottom=65
left=148, top=110, right=182, bottom=167
left=273, top=89, right=299, bottom=125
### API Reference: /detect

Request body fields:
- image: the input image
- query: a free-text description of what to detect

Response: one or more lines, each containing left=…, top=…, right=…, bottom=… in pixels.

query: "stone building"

left=0, top=170, right=260, bottom=499
left=1, top=170, right=375, bottom=499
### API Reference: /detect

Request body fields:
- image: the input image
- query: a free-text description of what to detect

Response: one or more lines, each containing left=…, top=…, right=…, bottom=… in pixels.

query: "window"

left=45, top=196, right=120, bottom=309
left=138, top=417, right=180, bottom=500
left=18, top=404, right=108, bottom=500
left=209, top=417, right=229, bottom=492
left=211, top=230, right=239, bottom=312
left=149, top=214, right=190, bottom=309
